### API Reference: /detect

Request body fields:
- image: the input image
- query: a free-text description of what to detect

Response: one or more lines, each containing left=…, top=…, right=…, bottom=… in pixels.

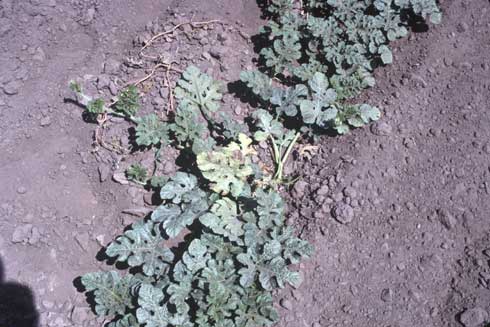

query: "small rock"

left=343, top=186, right=357, bottom=198
left=28, top=227, right=41, bottom=245
left=457, top=22, right=469, bottom=33
left=32, top=47, right=46, bottom=62
left=380, top=288, right=393, bottom=302
left=209, top=49, right=222, bottom=59
left=437, top=209, right=457, bottom=230
left=109, top=81, right=118, bottom=95
left=113, top=172, right=129, bottom=185
left=98, top=164, right=110, bottom=182
left=42, top=300, right=55, bottom=310
left=332, top=203, right=354, bottom=224
left=292, top=181, right=308, bottom=198
left=280, top=298, right=293, bottom=310
left=371, top=122, right=392, bottom=136
left=95, top=234, right=105, bottom=246
left=85, top=7, right=96, bottom=23
left=17, top=186, right=27, bottom=194
left=444, top=57, right=453, bottom=67
left=3, top=80, right=22, bottom=95
left=316, top=185, right=329, bottom=197
left=12, top=224, right=33, bottom=243
left=104, top=59, right=121, bottom=75
left=483, top=249, right=490, bottom=258
left=71, top=306, right=91, bottom=324
left=97, top=75, right=110, bottom=90
left=459, top=307, right=488, bottom=327
left=410, top=74, right=427, bottom=88
left=40, top=116, right=51, bottom=127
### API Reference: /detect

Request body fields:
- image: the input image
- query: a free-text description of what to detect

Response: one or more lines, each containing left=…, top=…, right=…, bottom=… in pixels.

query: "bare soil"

left=0, top=0, right=489, bottom=327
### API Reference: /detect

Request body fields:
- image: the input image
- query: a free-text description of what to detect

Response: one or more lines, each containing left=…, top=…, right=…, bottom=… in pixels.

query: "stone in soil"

left=332, top=203, right=355, bottom=224
left=3, top=80, right=22, bottom=95
left=459, top=307, right=488, bottom=327
left=438, top=208, right=457, bottom=230
left=11, top=224, right=33, bottom=243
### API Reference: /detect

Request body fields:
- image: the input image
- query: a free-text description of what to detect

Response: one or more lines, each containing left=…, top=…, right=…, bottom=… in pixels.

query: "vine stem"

left=271, top=132, right=301, bottom=182
left=73, top=89, right=138, bottom=124
left=139, top=19, right=221, bottom=57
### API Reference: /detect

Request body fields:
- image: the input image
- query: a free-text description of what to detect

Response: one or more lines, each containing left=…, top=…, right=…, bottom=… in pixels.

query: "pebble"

left=40, top=116, right=51, bottom=127
left=292, top=181, right=308, bottom=198
left=437, top=209, right=457, bottom=230
left=280, top=298, right=293, bottom=310
left=109, top=81, right=118, bottom=95
left=343, top=186, right=357, bottom=198
left=332, top=203, right=355, bottom=224
left=32, top=47, right=46, bottom=62
left=71, top=306, right=90, bottom=324
left=113, top=172, right=129, bottom=185
left=98, top=164, right=110, bottom=182
left=380, top=288, right=393, bottom=302
left=17, top=186, right=27, bottom=194
left=11, top=224, right=33, bottom=243
left=457, top=22, right=469, bottom=33
left=3, top=80, right=22, bottom=95
left=104, top=59, right=121, bottom=75
left=371, top=122, right=392, bottom=136
left=97, top=75, right=110, bottom=90
left=459, top=307, right=488, bottom=327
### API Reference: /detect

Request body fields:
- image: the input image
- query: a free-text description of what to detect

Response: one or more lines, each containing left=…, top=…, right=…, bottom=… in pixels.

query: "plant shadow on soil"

left=0, top=257, right=39, bottom=327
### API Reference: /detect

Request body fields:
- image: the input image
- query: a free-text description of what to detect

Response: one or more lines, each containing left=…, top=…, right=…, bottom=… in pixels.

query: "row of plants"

left=69, top=1, right=441, bottom=326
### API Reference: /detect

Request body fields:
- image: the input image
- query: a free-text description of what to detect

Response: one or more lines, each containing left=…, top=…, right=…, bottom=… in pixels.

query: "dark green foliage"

left=87, top=98, right=105, bottom=115
left=241, top=0, right=441, bottom=134
left=135, top=114, right=170, bottom=147
left=116, top=85, right=140, bottom=116
left=126, top=164, right=148, bottom=183
left=72, top=66, right=313, bottom=327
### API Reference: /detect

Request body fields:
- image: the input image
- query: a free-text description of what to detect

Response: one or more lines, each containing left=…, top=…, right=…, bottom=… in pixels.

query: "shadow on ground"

left=0, top=257, right=39, bottom=327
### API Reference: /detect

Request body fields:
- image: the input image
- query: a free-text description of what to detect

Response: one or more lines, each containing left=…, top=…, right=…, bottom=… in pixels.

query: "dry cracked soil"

left=0, top=0, right=489, bottom=327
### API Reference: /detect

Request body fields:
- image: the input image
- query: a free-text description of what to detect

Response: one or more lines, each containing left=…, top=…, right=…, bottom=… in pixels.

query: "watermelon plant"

left=68, top=1, right=441, bottom=326
left=74, top=67, right=313, bottom=327
left=242, top=0, right=441, bottom=135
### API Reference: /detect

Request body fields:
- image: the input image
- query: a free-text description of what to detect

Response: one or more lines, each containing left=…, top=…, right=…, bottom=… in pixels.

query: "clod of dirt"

left=16, top=186, right=27, bottom=194
left=316, top=185, right=329, bottom=197
left=437, top=209, right=457, bottom=230
left=280, top=298, right=293, bottom=310
left=292, top=181, right=309, bottom=198
left=2, top=80, right=22, bottom=95
left=11, top=224, right=33, bottom=244
left=380, top=288, right=393, bottom=302
left=70, top=306, right=91, bottom=324
left=40, top=116, right=51, bottom=127
left=332, top=203, right=354, bottom=224
left=104, top=59, right=121, bottom=75
left=459, top=307, right=488, bottom=327
left=370, top=122, right=392, bottom=136
left=98, top=164, right=111, bottom=182
left=113, top=171, right=129, bottom=185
